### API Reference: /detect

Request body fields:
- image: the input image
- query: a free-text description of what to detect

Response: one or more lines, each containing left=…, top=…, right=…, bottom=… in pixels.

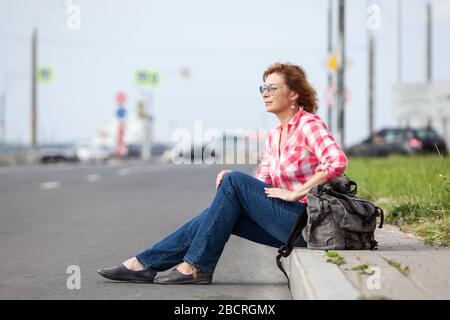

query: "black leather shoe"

left=97, top=264, right=157, bottom=283
left=154, top=267, right=213, bottom=285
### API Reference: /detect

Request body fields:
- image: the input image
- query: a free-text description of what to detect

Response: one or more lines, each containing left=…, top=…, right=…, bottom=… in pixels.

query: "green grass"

left=324, top=251, right=346, bottom=266
left=383, top=258, right=410, bottom=277
left=351, top=263, right=376, bottom=275
left=346, top=155, right=450, bottom=246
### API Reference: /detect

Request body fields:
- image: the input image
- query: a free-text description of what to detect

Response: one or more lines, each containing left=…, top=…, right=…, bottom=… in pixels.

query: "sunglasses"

left=259, top=84, right=285, bottom=95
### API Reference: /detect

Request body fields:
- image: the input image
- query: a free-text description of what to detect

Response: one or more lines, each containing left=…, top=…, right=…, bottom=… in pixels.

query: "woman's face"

left=261, top=72, right=297, bottom=114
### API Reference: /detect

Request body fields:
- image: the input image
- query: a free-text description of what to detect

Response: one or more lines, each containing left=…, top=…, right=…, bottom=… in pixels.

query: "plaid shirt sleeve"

left=301, top=118, right=348, bottom=181
left=255, top=134, right=273, bottom=185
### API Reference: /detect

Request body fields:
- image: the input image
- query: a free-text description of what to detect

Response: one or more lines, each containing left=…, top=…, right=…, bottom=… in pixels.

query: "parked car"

left=413, top=127, right=448, bottom=155
left=38, top=143, right=78, bottom=163
left=75, top=143, right=113, bottom=163
left=345, top=127, right=448, bottom=157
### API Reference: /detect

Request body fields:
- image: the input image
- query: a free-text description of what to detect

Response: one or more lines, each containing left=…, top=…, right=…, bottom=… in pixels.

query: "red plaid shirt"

left=255, top=109, right=348, bottom=203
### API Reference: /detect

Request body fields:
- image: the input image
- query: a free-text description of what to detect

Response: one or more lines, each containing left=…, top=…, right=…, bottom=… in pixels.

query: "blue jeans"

left=136, top=171, right=307, bottom=274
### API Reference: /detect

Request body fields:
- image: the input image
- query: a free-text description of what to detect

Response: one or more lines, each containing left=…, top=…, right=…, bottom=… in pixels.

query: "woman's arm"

left=301, top=118, right=348, bottom=181
left=255, top=134, right=273, bottom=185
left=293, top=171, right=326, bottom=197
left=264, top=171, right=326, bottom=202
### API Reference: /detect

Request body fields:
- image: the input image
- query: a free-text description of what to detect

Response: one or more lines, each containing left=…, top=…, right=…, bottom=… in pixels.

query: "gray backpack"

left=276, top=175, right=384, bottom=286
left=303, top=175, right=384, bottom=250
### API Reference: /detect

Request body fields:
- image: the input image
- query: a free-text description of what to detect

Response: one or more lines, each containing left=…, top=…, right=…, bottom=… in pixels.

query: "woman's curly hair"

left=263, top=62, right=319, bottom=114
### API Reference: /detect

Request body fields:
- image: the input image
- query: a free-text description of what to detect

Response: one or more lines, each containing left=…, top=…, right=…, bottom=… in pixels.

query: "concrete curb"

left=284, top=226, right=450, bottom=300
left=285, top=248, right=360, bottom=300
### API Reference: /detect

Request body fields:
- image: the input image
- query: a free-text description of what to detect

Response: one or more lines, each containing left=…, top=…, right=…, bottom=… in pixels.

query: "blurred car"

left=162, top=134, right=261, bottom=164
left=414, top=127, right=448, bottom=155
left=0, top=144, right=28, bottom=157
left=75, top=143, right=113, bottom=163
left=0, top=144, right=28, bottom=165
left=125, top=143, right=172, bottom=159
left=38, top=143, right=78, bottom=163
left=176, top=143, right=216, bottom=162
left=162, top=142, right=217, bottom=163
left=345, top=127, right=448, bottom=157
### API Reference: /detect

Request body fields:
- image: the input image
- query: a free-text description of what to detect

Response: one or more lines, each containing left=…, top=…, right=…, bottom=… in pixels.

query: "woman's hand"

left=264, top=187, right=308, bottom=202
left=216, top=170, right=232, bottom=190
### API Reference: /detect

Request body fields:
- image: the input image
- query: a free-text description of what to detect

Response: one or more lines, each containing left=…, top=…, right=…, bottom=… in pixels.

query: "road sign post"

left=135, top=69, right=160, bottom=161
left=137, top=100, right=152, bottom=161
left=115, top=92, right=128, bottom=158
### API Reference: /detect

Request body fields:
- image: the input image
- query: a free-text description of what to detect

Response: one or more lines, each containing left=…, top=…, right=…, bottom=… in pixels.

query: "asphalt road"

left=0, top=161, right=291, bottom=299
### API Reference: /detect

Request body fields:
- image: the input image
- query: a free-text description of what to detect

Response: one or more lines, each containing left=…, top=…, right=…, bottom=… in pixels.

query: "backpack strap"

left=370, top=239, right=379, bottom=250
left=376, top=207, right=384, bottom=228
left=309, top=199, right=328, bottom=228
left=348, top=180, right=358, bottom=196
left=276, top=205, right=308, bottom=288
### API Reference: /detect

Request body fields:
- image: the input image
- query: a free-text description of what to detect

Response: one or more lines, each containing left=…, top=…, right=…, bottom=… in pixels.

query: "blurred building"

left=91, top=110, right=146, bottom=148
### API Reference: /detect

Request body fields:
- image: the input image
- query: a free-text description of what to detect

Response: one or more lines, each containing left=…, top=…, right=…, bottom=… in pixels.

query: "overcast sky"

left=1, top=0, right=450, bottom=147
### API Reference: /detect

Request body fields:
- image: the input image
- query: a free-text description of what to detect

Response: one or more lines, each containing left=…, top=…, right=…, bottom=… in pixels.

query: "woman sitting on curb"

left=97, top=62, right=348, bottom=285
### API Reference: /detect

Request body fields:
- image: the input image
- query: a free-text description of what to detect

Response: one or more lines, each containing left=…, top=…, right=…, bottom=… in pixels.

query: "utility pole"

left=368, top=34, right=375, bottom=136
left=425, top=2, right=445, bottom=148
left=426, top=2, right=434, bottom=130
left=31, top=28, right=38, bottom=158
left=367, top=1, right=376, bottom=136
left=327, top=0, right=333, bottom=132
left=396, top=0, right=402, bottom=84
left=396, top=0, right=408, bottom=128
left=336, top=0, right=346, bottom=148
left=138, top=100, right=150, bottom=161
left=426, top=2, right=432, bottom=83
left=141, top=91, right=154, bottom=161
left=0, top=93, right=5, bottom=144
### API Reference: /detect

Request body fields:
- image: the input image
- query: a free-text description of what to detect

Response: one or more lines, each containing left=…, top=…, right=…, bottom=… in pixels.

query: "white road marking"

left=114, top=164, right=209, bottom=177
left=86, top=174, right=100, bottom=182
left=116, top=168, right=130, bottom=176
left=40, top=181, right=61, bottom=190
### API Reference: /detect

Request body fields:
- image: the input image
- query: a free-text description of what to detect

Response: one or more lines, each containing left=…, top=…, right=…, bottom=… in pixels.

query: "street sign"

left=180, top=67, right=191, bottom=79
left=393, top=82, right=450, bottom=119
left=116, top=92, right=126, bottom=104
left=393, top=81, right=450, bottom=146
left=116, top=107, right=126, bottom=119
left=135, top=70, right=160, bottom=88
left=36, top=67, right=53, bottom=83
left=327, top=55, right=337, bottom=72
left=325, top=54, right=352, bottom=73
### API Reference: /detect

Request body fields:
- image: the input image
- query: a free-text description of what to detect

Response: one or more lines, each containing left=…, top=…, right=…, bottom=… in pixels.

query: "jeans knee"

left=220, top=171, right=244, bottom=191
left=220, top=173, right=232, bottom=189
left=221, top=171, right=249, bottom=195
left=227, top=171, right=247, bottom=182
